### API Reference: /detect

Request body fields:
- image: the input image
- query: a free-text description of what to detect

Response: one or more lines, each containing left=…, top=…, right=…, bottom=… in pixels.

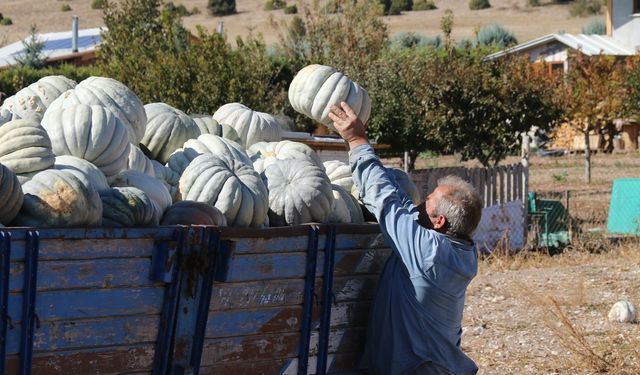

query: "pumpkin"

left=151, top=160, right=180, bottom=202
left=41, top=104, right=130, bottom=179
left=190, top=114, right=242, bottom=143
left=288, top=64, right=371, bottom=131
left=389, top=168, right=422, bottom=204
left=161, top=200, right=227, bottom=226
left=0, top=163, right=24, bottom=225
left=0, top=119, right=55, bottom=182
left=168, top=134, right=251, bottom=175
left=54, top=155, right=110, bottom=193
left=100, top=186, right=161, bottom=227
left=608, top=300, right=637, bottom=323
left=263, top=159, right=334, bottom=226
left=141, top=103, right=200, bottom=164
left=0, top=96, right=16, bottom=125
left=324, top=160, right=354, bottom=192
left=12, top=75, right=77, bottom=122
left=110, top=170, right=172, bottom=214
left=248, top=140, right=324, bottom=174
left=328, top=184, right=364, bottom=224
left=212, top=103, right=282, bottom=148
left=14, top=169, right=102, bottom=227
left=179, top=153, right=268, bottom=227
left=127, top=145, right=156, bottom=177
left=47, top=77, right=147, bottom=144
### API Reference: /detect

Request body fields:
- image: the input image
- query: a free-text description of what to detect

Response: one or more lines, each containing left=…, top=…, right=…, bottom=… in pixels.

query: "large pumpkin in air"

left=263, top=159, right=334, bottom=227
left=212, top=103, right=282, bottom=148
left=179, top=153, right=268, bottom=227
left=42, top=104, right=130, bottom=179
left=288, top=64, right=371, bottom=131
left=141, top=103, right=200, bottom=164
left=14, top=169, right=102, bottom=227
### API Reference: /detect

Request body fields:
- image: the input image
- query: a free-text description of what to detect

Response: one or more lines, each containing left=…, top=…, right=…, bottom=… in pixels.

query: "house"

left=486, top=0, right=639, bottom=73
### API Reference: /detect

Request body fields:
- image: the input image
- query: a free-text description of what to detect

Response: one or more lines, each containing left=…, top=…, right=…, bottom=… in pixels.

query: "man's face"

left=419, top=185, right=449, bottom=232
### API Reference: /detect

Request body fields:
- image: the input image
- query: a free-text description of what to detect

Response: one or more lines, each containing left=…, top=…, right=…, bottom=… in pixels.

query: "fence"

left=411, top=162, right=529, bottom=253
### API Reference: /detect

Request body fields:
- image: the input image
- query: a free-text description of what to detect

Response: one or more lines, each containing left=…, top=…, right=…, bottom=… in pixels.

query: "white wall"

left=612, top=0, right=640, bottom=50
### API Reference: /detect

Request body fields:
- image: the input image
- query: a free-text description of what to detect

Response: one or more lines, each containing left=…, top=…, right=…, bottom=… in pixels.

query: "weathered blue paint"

left=225, top=253, right=308, bottom=282
left=153, top=226, right=187, bottom=375
left=317, top=227, right=337, bottom=375
left=0, top=231, right=11, bottom=374
left=150, top=240, right=175, bottom=283
left=213, top=240, right=231, bottom=282
left=20, top=230, right=39, bottom=375
left=298, top=225, right=320, bottom=375
left=205, top=306, right=303, bottom=338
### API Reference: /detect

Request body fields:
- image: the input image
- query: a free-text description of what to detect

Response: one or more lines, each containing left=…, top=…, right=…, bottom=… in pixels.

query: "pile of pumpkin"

left=0, top=64, right=419, bottom=228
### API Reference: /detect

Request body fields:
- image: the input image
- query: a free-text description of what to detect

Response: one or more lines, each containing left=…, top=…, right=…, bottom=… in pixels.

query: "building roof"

left=0, top=28, right=104, bottom=68
left=485, top=33, right=636, bottom=60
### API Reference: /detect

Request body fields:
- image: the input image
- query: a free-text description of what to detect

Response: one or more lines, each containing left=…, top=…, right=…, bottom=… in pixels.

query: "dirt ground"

left=0, top=0, right=593, bottom=46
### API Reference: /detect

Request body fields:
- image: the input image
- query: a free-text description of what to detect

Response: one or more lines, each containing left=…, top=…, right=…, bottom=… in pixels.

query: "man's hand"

left=328, top=102, right=369, bottom=150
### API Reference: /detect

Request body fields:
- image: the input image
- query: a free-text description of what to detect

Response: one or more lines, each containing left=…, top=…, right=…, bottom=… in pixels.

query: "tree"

left=208, top=0, right=236, bottom=16
left=557, top=52, right=626, bottom=183
left=15, top=25, right=46, bottom=69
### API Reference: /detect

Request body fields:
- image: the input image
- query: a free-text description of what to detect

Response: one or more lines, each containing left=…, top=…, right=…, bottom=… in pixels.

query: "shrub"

left=469, top=0, right=491, bottom=10
left=0, top=64, right=100, bottom=97
left=191, top=7, right=201, bottom=14
left=412, top=0, right=436, bottom=11
left=61, top=4, right=72, bottom=11
left=0, top=18, right=11, bottom=26
left=381, top=0, right=411, bottom=15
left=265, top=0, right=286, bottom=10
left=208, top=0, right=236, bottom=16
left=164, top=2, right=191, bottom=17
left=284, top=4, right=298, bottom=14
left=581, top=17, right=606, bottom=34
left=528, top=0, right=540, bottom=6
left=570, top=0, right=604, bottom=17
left=91, top=0, right=106, bottom=9
left=476, top=23, right=518, bottom=48
left=392, top=32, right=441, bottom=48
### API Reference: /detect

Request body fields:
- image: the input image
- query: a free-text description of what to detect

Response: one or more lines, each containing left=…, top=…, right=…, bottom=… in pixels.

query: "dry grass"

left=0, top=0, right=594, bottom=46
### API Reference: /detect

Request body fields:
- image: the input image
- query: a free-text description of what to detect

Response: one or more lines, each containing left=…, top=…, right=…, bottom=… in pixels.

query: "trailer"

left=0, top=224, right=389, bottom=374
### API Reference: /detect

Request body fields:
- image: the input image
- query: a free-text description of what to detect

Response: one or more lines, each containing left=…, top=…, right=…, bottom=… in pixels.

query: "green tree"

left=15, top=25, right=46, bottom=69
left=208, top=0, right=236, bottom=16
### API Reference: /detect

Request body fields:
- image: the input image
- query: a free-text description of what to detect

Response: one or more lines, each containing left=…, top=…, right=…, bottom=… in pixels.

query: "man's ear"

left=432, top=215, right=447, bottom=230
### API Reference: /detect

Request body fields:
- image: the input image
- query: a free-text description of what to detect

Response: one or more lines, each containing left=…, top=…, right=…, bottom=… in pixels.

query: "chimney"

left=72, top=16, right=79, bottom=53
left=216, top=21, right=224, bottom=35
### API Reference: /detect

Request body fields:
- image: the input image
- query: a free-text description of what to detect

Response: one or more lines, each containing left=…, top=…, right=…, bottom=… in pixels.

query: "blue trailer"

left=0, top=224, right=389, bottom=374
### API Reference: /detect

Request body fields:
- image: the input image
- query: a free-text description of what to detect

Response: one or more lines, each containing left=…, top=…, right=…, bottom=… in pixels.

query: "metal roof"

left=485, top=33, right=636, bottom=60
left=0, top=27, right=104, bottom=68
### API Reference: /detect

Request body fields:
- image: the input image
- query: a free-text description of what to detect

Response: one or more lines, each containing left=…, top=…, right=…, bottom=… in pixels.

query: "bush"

left=164, top=2, right=192, bottom=17
left=284, top=4, right=298, bottom=14
left=581, top=17, right=606, bottom=34
left=208, top=0, right=236, bottom=16
left=0, top=18, right=11, bottom=26
left=0, top=64, right=101, bottom=97
left=392, top=32, right=441, bottom=48
left=528, top=0, right=540, bottom=6
left=469, top=0, right=491, bottom=10
left=570, top=0, right=604, bottom=17
left=382, top=0, right=411, bottom=15
left=476, top=23, right=518, bottom=48
left=191, top=7, right=201, bottom=15
left=61, top=4, right=72, bottom=11
left=91, top=0, right=106, bottom=9
left=412, top=0, right=436, bottom=11
left=265, top=0, right=286, bottom=10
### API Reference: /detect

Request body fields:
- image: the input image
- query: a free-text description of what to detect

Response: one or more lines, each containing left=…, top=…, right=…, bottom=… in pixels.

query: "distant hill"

left=0, top=0, right=600, bottom=47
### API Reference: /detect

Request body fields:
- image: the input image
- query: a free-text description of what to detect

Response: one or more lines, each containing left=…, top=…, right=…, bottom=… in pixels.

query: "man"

left=328, top=102, right=483, bottom=375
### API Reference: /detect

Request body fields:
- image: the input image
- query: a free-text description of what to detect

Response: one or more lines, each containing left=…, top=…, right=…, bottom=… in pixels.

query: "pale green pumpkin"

left=248, top=140, right=324, bottom=174
left=100, top=186, right=161, bottom=227
left=168, top=134, right=251, bottom=176
left=141, top=103, right=200, bottom=164
left=212, top=103, right=282, bottom=148
left=0, top=119, right=55, bottom=182
left=0, top=163, right=23, bottom=225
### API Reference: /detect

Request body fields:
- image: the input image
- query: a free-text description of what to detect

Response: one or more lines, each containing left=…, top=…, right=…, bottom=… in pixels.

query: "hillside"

left=0, top=0, right=597, bottom=47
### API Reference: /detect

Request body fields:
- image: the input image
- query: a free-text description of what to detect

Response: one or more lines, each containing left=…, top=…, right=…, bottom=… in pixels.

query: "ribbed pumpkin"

left=151, top=160, right=180, bottom=202
left=248, top=140, right=324, bottom=174
left=47, top=77, right=147, bottom=144
left=100, top=186, right=161, bottom=227
left=212, top=103, right=282, bottom=148
left=42, top=104, right=130, bottom=179
left=324, top=160, right=354, bottom=192
left=191, top=114, right=242, bottom=143
left=389, top=168, right=421, bottom=204
left=328, top=184, right=364, bottom=224
left=141, top=103, right=200, bottom=164
left=0, top=163, right=24, bottom=225
left=127, top=145, right=156, bottom=177
left=54, top=155, right=110, bottom=193
left=0, top=119, right=55, bottom=182
left=288, top=64, right=371, bottom=131
left=161, top=200, right=227, bottom=226
left=168, top=134, right=251, bottom=175
left=110, top=170, right=172, bottom=214
left=14, top=169, right=102, bottom=227
left=12, top=75, right=77, bottom=122
left=263, top=159, right=334, bottom=226
left=179, top=153, right=268, bottom=227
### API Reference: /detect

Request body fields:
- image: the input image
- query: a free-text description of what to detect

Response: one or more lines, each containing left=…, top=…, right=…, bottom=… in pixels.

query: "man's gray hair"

left=433, top=175, right=483, bottom=238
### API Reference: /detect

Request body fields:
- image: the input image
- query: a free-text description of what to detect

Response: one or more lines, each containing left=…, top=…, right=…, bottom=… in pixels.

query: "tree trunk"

left=584, top=131, right=591, bottom=183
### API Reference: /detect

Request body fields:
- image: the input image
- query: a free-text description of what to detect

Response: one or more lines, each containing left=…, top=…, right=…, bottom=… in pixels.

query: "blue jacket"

left=350, top=144, right=478, bottom=375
